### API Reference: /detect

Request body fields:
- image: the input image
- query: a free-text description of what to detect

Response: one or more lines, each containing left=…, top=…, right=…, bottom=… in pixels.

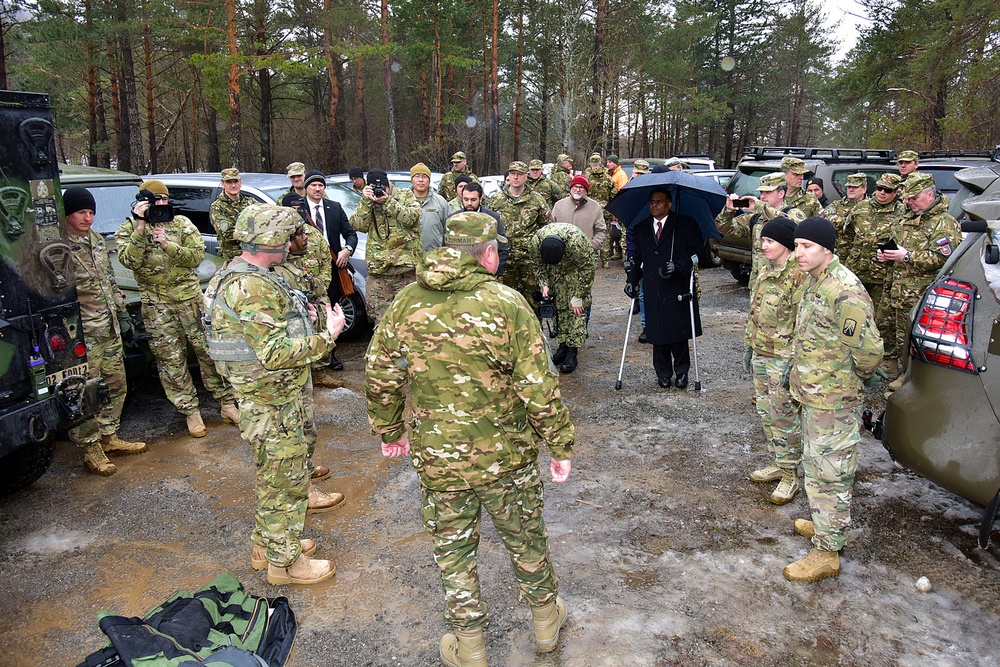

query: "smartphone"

left=877, top=238, right=898, bottom=251
left=731, top=197, right=753, bottom=208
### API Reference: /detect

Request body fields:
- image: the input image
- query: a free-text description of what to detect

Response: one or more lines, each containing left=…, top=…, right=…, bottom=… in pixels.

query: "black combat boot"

left=551, top=343, right=568, bottom=365
left=559, top=347, right=578, bottom=374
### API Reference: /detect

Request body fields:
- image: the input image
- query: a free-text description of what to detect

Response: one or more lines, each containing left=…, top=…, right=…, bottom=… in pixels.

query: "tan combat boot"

left=252, top=539, right=317, bottom=570
left=793, top=518, right=815, bottom=539
left=531, top=595, right=567, bottom=653
left=307, top=486, right=346, bottom=514
left=783, top=548, right=840, bottom=582
left=219, top=403, right=240, bottom=425
left=880, top=357, right=900, bottom=380
left=439, top=627, right=487, bottom=667
left=769, top=469, right=799, bottom=505
left=310, top=461, right=331, bottom=482
left=886, top=376, right=904, bottom=392
left=312, top=369, right=344, bottom=389
left=267, top=553, right=335, bottom=585
left=749, top=463, right=783, bottom=483
left=101, top=433, right=148, bottom=456
left=84, top=443, right=117, bottom=476
left=186, top=411, right=207, bottom=437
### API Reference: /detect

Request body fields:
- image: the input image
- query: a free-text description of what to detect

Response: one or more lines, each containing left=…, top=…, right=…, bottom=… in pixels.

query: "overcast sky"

left=824, top=0, right=871, bottom=63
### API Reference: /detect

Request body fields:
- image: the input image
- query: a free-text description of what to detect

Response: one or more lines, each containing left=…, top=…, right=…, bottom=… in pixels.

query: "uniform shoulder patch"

left=839, top=302, right=866, bottom=346
left=936, top=237, right=953, bottom=256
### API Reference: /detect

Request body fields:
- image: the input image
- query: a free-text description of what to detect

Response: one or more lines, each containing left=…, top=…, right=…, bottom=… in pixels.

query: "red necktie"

left=656, top=220, right=663, bottom=241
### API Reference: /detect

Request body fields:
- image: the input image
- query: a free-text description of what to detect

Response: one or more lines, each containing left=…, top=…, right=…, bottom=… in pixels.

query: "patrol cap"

left=410, top=162, right=431, bottom=178
left=508, top=161, right=528, bottom=174
left=757, top=172, right=787, bottom=192
left=633, top=159, right=650, bottom=175
left=781, top=157, right=808, bottom=174
left=901, top=172, right=936, bottom=198
left=845, top=172, right=867, bottom=187
left=303, top=170, right=326, bottom=187
left=589, top=153, right=603, bottom=164
left=897, top=150, right=919, bottom=163
left=445, top=211, right=507, bottom=245
left=451, top=151, right=467, bottom=162
left=221, top=167, right=241, bottom=181
left=876, top=173, right=903, bottom=190
left=794, top=216, right=836, bottom=252
left=140, top=179, right=169, bottom=196
left=606, top=154, right=620, bottom=163
left=557, top=153, right=570, bottom=163
left=286, top=162, right=306, bottom=176
left=528, top=159, right=544, bottom=170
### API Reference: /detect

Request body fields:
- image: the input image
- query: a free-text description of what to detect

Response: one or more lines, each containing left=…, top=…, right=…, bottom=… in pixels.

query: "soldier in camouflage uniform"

left=822, top=172, right=868, bottom=260
left=64, top=187, right=147, bottom=476
left=277, top=162, right=307, bottom=205
left=365, top=211, right=573, bottom=666
left=896, top=149, right=919, bottom=178
left=844, top=173, right=905, bottom=312
left=877, top=173, right=962, bottom=382
left=549, top=154, right=573, bottom=194
left=714, top=172, right=806, bottom=292
left=527, top=222, right=597, bottom=374
left=438, top=151, right=480, bottom=202
left=205, top=205, right=346, bottom=585
left=582, top=153, right=619, bottom=267
left=526, top=159, right=562, bottom=209
left=630, top=159, right=650, bottom=179
left=447, top=174, right=472, bottom=212
left=487, top=161, right=551, bottom=305
left=744, top=218, right=807, bottom=505
left=785, top=217, right=883, bottom=583
left=781, top=157, right=822, bottom=218
left=210, top=168, right=257, bottom=263
left=115, top=179, right=237, bottom=437
left=349, top=168, right=422, bottom=324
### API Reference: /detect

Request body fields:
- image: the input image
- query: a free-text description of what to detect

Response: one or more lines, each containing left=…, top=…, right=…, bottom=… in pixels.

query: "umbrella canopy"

left=605, top=170, right=728, bottom=241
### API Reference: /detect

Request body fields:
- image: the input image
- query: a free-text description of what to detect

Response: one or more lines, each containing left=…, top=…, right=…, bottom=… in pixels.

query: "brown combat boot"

left=307, top=487, right=346, bottom=514
left=219, top=403, right=240, bottom=425
left=186, top=411, right=207, bottom=438
left=880, top=357, right=900, bottom=380
left=769, top=469, right=799, bottom=505
left=312, top=369, right=344, bottom=389
left=310, top=462, right=331, bottom=482
left=84, top=443, right=117, bottom=476
left=749, top=463, right=783, bottom=483
left=101, top=433, right=148, bottom=456
left=266, top=553, right=335, bottom=585
left=783, top=548, right=840, bottom=582
left=794, top=518, right=815, bottom=539
left=531, top=596, right=567, bottom=653
left=439, top=627, right=488, bottom=667
left=252, top=539, right=317, bottom=570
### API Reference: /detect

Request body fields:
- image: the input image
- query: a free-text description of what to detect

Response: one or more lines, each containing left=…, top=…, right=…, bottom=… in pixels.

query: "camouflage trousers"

left=300, top=375, right=319, bottom=469
left=862, top=281, right=884, bottom=323
left=603, top=220, right=623, bottom=261
left=554, top=298, right=588, bottom=348
left=876, top=290, right=918, bottom=360
left=800, top=404, right=861, bottom=552
left=366, top=269, right=416, bottom=325
left=751, top=355, right=802, bottom=468
left=499, top=260, right=538, bottom=307
left=142, top=294, right=233, bottom=414
left=68, top=328, right=128, bottom=447
left=240, top=395, right=311, bottom=568
left=420, top=464, right=558, bottom=630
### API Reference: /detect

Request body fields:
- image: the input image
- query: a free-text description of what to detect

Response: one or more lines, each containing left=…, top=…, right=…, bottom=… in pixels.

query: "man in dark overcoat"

left=625, top=188, right=703, bottom=389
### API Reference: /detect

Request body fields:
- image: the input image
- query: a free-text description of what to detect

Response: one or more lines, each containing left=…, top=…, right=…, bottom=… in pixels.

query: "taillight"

left=75, top=342, right=87, bottom=357
left=910, top=278, right=977, bottom=373
left=48, top=332, right=67, bottom=351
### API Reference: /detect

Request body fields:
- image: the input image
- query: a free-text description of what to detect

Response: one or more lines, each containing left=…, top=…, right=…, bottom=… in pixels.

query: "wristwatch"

left=903, top=251, right=912, bottom=263
left=345, top=245, right=354, bottom=255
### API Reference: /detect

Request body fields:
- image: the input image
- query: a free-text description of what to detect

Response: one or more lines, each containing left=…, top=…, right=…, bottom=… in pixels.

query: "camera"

left=135, top=189, right=174, bottom=224
left=537, top=294, right=557, bottom=320
left=371, top=184, right=386, bottom=198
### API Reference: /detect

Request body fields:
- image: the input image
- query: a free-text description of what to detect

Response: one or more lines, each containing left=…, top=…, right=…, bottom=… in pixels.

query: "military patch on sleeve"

left=839, top=303, right=866, bottom=346
left=936, top=237, right=952, bottom=256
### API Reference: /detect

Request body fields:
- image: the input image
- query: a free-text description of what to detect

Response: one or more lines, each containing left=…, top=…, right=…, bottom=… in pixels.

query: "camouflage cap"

left=901, top=172, right=936, bottom=198
left=221, top=167, right=241, bottom=181
left=445, top=211, right=507, bottom=246
left=781, top=157, right=808, bottom=174
left=897, top=150, right=919, bottom=163
left=557, top=153, right=570, bottom=163
left=845, top=172, right=867, bottom=187
left=286, top=162, right=306, bottom=176
left=508, top=161, right=528, bottom=173
left=589, top=153, right=603, bottom=164
left=757, top=172, right=787, bottom=192
left=528, top=159, right=544, bottom=170
left=876, top=172, right=903, bottom=190
left=451, top=151, right=467, bottom=162
left=234, top=204, right=300, bottom=248
left=633, top=159, right=650, bottom=174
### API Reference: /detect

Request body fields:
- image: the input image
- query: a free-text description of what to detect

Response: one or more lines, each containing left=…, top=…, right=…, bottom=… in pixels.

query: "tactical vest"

left=204, top=263, right=313, bottom=363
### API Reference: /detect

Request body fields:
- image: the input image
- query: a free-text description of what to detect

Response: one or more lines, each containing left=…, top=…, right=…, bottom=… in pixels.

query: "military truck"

left=0, top=91, right=106, bottom=494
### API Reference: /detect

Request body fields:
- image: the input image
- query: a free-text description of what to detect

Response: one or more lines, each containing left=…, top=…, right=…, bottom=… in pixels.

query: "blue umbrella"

left=605, top=170, right=727, bottom=241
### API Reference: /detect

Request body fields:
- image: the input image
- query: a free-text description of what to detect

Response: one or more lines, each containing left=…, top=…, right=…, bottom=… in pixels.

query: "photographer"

left=528, top=222, right=597, bottom=373
left=115, top=180, right=237, bottom=437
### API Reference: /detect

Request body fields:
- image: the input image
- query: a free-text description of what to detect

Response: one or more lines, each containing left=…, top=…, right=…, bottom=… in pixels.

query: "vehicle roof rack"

left=742, top=146, right=895, bottom=163
left=917, top=149, right=995, bottom=160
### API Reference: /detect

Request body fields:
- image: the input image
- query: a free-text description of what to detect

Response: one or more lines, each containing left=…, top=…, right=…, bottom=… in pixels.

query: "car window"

left=256, top=185, right=288, bottom=203
left=168, top=186, right=218, bottom=234
left=921, top=167, right=963, bottom=196
left=828, top=169, right=892, bottom=198
left=728, top=169, right=771, bottom=196
left=73, top=183, right=141, bottom=235
left=325, top=187, right=361, bottom=218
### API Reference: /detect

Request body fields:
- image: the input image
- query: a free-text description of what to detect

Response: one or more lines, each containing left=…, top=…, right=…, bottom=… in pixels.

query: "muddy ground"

left=2, top=265, right=1000, bottom=667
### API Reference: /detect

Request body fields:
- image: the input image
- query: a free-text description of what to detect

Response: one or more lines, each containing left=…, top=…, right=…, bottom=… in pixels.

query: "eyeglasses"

left=875, top=186, right=897, bottom=193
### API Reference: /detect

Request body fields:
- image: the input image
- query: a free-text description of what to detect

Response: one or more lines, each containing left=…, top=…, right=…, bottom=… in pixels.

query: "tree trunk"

left=488, top=0, right=500, bottom=173
left=255, top=0, right=272, bottom=172
left=433, top=4, right=443, bottom=152
left=322, top=0, right=340, bottom=170
left=114, top=0, right=144, bottom=173
left=225, top=0, right=242, bottom=169
left=592, top=0, right=606, bottom=150
left=0, top=2, right=7, bottom=90
left=206, top=101, right=221, bottom=172
left=512, top=0, right=524, bottom=160
left=420, top=69, right=431, bottom=145
left=142, top=0, right=157, bottom=173
left=85, top=0, right=98, bottom=166
left=356, top=27, right=369, bottom=165
left=381, top=0, right=398, bottom=168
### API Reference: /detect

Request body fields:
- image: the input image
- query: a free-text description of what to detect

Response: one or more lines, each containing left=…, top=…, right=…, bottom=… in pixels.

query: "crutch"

left=678, top=254, right=702, bottom=391
left=615, top=295, right=637, bottom=390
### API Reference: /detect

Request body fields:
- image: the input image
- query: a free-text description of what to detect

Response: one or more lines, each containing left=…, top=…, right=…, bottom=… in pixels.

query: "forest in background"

left=2, top=0, right=998, bottom=175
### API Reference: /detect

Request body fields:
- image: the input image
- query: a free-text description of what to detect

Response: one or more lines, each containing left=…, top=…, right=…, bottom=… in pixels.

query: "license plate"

left=46, top=362, right=88, bottom=386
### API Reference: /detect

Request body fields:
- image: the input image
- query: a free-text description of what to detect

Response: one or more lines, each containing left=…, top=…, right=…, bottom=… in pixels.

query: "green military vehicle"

left=0, top=91, right=106, bottom=494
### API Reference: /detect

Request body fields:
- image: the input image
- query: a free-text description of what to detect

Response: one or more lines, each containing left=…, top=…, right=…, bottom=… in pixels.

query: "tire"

left=0, top=440, right=56, bottom=495
left=338, top=292, right=371, bottom=341
left=701, top=240, right=723, bottom=268
left=729, top=266, right=751, bottom=286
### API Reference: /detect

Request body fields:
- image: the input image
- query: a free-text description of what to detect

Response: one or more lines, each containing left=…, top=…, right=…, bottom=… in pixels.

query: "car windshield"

left=84, top=183, right=141, bottom=235
left=922, top=167, right=963, bottom=195
left=727, top=169, right=770, bottom=196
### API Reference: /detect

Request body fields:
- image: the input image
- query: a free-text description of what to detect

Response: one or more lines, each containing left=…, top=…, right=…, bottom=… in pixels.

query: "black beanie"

left=539, top=236, right=566, bottom=264
left=367, top=169, right=390, bottom=187
left=348, top=166, right=364, bottom=179
left=760, top=216, right=796, bottom=251
left=303, top=169, right=326, bottom=187
left=794, top=216, right=836, bottom=253
left=63, top=187, right=96, bottom=216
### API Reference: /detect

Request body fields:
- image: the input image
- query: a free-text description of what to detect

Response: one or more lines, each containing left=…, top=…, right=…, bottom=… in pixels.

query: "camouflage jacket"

left=845, top=196, right=905, bottom=284
left=527, top=222, right=597, bottom=310
left=822, top=197, right=863, bottom=260
left=550, top=164, right=572, bottom=194
left=745, top=253, right=807, bottom=360
left=784, top=188, right=822, bottom=218
left=437, top=167, right=479, bottom=201
left=487, top=188, right=551, bottom=266
left=115, top=215, right=204, bottom=301
left=884, top=196, right=963, bottom=304
left=447, top=196, right=463, bottom=213
left=582, top=167, right=618, bottom=207
left=527, top=174, right=562, bottom=209
left=209, top=191, right=257, bottom=263
left=280, top=224, right=332, bottom=307
left=349, top=186, right=422, bottom=275
left=205, top=260, right=335, bottom=405
left=68, top=229, right=125, bottom=338
left=276, top=188, right=306, bottom=206
left=715, top=203, right=806, bottom=290
left=790, top=258, right=883, bottom=410
left=365, top=246, right=575, bottom=491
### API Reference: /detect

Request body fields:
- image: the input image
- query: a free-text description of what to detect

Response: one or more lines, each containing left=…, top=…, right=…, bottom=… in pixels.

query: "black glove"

left=659, top=260, right=677, bottom=279
left=622, top=259, right=634, bottom=273
left=624, top=282, right=639, bottom=300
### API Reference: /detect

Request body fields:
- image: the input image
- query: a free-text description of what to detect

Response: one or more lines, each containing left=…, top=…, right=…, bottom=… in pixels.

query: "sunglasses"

left=875, top=186, right=897, bottom=193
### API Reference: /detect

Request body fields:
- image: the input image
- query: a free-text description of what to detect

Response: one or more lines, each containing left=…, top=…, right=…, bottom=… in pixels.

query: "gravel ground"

left=2, top=264, right=1000, bottom=667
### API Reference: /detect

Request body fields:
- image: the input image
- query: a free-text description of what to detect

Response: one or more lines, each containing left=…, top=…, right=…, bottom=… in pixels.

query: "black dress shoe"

left=657, top=376, right=672, bottom=388
left=638, top=328, right=648, bottom=344
left=674, top=373, right=689, bottom=389
left=329, top=355, right=345, bottom=371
